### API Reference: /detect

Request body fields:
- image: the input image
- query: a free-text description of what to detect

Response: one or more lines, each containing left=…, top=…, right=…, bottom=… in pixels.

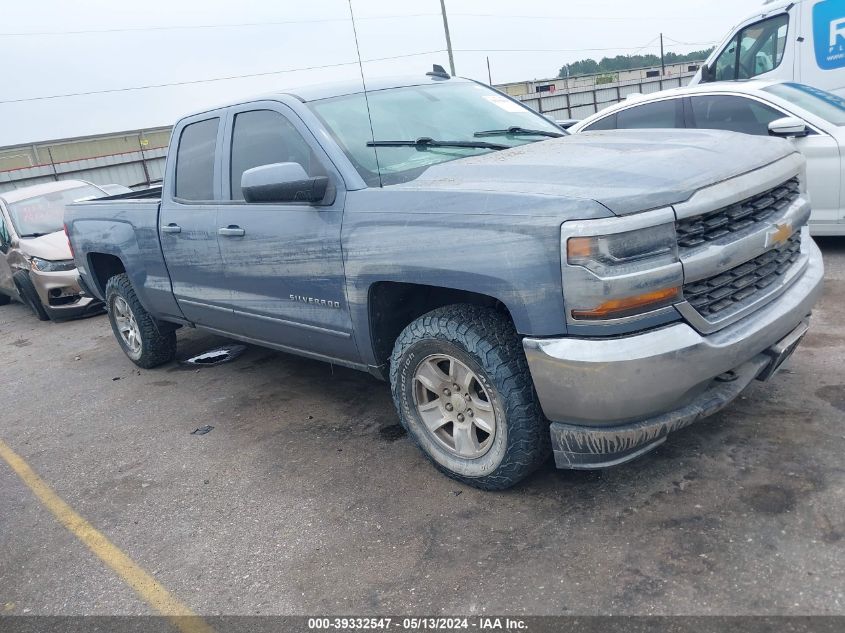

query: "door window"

left=174, top=118, right=219, bottom=201
left=714, top=39, right=739, bottom=81
left=229, top=110, right=325, bottom=201
left=689, top=95, right=785, bottom=135
left=615, top=100, right=683, bottom=129
left=715, top=14, right=789, bottom=81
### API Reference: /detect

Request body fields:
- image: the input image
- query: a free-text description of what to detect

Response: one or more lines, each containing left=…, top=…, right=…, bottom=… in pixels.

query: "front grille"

left=683, top=232, right=802, bottom=319
left=676, top=177, right=800, bottom=249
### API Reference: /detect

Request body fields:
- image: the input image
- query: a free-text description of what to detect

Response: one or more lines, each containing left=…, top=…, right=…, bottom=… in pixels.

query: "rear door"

left=216, top=102, right=358, bottom=362
left=158, top=113, right=233, bottom=330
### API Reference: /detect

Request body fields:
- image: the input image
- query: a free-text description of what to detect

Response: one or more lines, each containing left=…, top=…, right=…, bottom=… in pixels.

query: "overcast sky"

left=0, top=0, right=765, bottom=146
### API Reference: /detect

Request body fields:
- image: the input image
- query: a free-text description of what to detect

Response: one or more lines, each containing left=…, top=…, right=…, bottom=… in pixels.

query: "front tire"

left=390, top=305, right=550, bottom=490
left=105, top=273, right=176, bottom=368
left=13, top=271, right=50, bottom=321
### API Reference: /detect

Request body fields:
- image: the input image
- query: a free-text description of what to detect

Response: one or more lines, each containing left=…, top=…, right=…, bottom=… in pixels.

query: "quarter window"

left=175, top=118, right=219, bottom=201
left=689, top=95, right=784, bottom=136
left=583, top=113, right=618, bottom=131
left=229, top=110, right=325, bottom=201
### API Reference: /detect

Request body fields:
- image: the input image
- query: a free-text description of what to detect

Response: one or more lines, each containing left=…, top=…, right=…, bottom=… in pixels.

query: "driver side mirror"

left=699, top=63, right=715, bottom=83
left=768, top=117, right=810, bottom=138
left=241, top=162, right=329, bottom=204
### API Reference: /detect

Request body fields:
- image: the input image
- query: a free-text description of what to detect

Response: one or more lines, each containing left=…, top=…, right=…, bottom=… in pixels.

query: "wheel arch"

left=367, top=281, right=516, bottom=377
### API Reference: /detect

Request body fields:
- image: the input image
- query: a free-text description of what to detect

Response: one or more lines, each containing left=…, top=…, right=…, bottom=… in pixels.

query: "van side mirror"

left=768, top=117, right=810, bottom=138
left=241, top=162, right=329, bottom=204
left=699, top=63, right=715, bottom=83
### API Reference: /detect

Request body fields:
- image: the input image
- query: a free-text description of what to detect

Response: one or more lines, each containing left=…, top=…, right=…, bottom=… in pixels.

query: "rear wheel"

left=13, top=271, right=50, bottom=321
left=390, top=304, right=550, bottom=490
left=105, top=273, right=176, bottom=368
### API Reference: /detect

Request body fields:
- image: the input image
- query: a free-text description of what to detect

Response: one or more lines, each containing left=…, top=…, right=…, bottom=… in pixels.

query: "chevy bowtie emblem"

left=767, top=223, right=793, bottom=247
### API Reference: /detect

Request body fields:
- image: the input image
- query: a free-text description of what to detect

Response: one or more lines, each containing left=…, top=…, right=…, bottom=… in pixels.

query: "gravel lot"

left=1, top=239, right=843, bottom=617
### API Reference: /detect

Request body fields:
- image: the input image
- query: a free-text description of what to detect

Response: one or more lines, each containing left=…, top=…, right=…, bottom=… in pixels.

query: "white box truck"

left=692, top=0, right=845, bottom=96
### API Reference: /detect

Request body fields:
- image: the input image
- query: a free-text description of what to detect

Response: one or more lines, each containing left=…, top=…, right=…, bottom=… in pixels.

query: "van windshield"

left=763, top=82, right=845, bottom=126
left=308, top=82, right=563, bottom=186
left=7, top=185, right=104, bottom=237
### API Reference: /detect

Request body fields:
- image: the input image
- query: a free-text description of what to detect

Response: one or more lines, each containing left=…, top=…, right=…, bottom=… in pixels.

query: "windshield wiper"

left=367, top=137, right=509, bottom=151
left=474, top=126, right=565, bottom=139
left=20, top=232, right=48, bottom=238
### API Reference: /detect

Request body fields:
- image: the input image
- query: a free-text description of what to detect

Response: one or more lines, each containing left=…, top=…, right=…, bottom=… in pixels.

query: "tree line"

left=558, top=48, right=714, bottom=77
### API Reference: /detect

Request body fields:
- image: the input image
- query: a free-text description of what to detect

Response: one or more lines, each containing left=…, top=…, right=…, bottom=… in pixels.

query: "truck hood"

left=17, top=230, right=72, bottom=260
left=397, top=129, right=797, bottom=216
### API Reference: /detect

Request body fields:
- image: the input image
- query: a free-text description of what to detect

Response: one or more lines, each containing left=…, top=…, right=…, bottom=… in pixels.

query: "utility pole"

left=486, top=56, right=492, bottom=85
left=660, top=32, right=665, bottom=76
left=440, top=0, right=456, bottom=76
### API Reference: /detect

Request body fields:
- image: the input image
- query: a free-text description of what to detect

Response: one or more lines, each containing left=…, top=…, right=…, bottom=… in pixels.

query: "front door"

left=158, top=115, right=233, bottom=330
left=216, top=104, right=358, bottom=362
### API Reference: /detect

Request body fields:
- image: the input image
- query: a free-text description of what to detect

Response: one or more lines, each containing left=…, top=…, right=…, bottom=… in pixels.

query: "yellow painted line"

left=0, top=438, right=215, bottom=633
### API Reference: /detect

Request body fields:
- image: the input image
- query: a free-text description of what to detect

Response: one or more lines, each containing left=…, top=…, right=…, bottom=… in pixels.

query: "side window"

left=583, top=113, right=618, bottom=131
left=616, top=100, right=682, bottom=129
left=689, top=95, right=785, bottom=136
left=715, top=14, right=789, bottom=81
left=229, top=110, right=326, bottom=201
left=737, top=14, right=789, bottom=79
left=175, top=118, right=219, bottom=201
left=714, top=38, right=739, bottom=81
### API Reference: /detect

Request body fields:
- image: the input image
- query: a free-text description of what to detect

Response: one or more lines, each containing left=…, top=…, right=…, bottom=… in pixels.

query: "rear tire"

left=390, top=304, right=550, bottom=491
left=13, top=271, right=50, bottom=321
left=105, top=273, right=176, bottom=369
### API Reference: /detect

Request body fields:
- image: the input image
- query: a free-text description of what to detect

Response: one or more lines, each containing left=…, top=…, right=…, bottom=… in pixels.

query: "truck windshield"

left=7, top=184, right=104, bottom=237
left=307, top=82, right=563, bottom=186
left=763, top=82, right=845, bottom=126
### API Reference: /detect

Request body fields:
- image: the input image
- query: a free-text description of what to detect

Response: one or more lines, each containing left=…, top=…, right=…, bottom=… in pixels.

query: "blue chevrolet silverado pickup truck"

left=65, top=72, right=824, bottom=490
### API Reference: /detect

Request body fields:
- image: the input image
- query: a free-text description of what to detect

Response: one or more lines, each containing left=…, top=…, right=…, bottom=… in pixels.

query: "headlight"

left=30, top=257, right=76, bottom=273
left=567, top=222, right=678, bottom=275
left=561, top=209, right=683, bottom=325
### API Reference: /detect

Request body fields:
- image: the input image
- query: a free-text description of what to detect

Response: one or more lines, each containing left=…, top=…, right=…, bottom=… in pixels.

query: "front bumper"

left=523, top=238, right=824, bottom=468
left=30, top=268, right=104, bottom=320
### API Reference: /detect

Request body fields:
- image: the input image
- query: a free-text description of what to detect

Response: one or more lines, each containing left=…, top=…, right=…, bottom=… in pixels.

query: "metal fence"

left=514, top=71, right=698, bottom=120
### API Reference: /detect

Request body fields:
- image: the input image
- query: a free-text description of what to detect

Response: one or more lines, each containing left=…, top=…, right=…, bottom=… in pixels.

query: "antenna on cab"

left=347, top=0, right=383, bottom=188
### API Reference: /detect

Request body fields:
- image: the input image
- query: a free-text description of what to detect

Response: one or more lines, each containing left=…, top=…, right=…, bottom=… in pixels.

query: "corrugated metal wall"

left=0, top=128, right=170, bottom=194
left=513, top=72, right=693, bottom=120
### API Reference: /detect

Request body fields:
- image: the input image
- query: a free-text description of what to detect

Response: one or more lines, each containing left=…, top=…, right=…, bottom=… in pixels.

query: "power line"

left=455, top=45, right=666, bottom=53
left=0, top=50, right=446, bottom=105
left=0, top=13, right=442, bottom=37
left=452, top=13, right=723, bottom=21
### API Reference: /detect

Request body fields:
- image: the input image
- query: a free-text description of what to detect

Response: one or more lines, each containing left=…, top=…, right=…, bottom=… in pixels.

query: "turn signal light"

left=571, top=286, right=681, bottom=320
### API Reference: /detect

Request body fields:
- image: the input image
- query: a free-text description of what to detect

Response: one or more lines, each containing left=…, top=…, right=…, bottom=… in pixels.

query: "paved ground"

left=1, top=239, right=843, bottom=617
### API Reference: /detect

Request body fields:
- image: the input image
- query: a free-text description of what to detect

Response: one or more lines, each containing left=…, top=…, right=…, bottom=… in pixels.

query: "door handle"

left=218, top=226, right=246, bottom=237
left=161, top=223, right=181, bottom=234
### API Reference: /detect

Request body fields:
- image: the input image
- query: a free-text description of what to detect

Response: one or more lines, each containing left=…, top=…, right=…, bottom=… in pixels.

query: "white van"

left=691, top=0, right=845, bottom=96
